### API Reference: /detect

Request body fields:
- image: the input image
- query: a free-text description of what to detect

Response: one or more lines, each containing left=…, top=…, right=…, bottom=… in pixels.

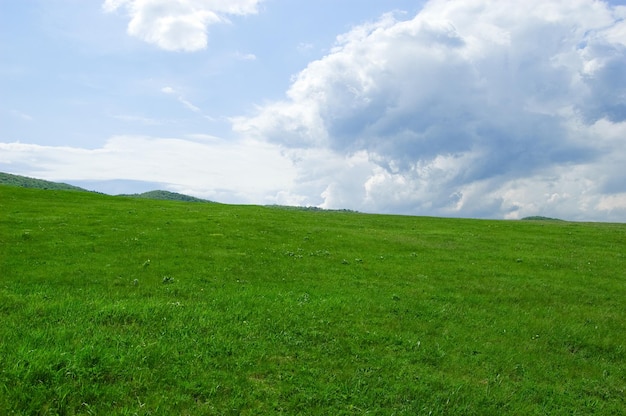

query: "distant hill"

left=267, top=204, right=358, bottom=213
left=1, top=172, right=212, bottom=203
left=0, top=172, right=88, bottom=192
left=118, top=190, right=213, bottom=203
left=521, top=216, right=564, bottom=221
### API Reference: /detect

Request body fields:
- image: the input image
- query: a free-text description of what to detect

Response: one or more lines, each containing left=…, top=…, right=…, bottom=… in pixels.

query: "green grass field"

left=1, top=185, right=624, bottom=415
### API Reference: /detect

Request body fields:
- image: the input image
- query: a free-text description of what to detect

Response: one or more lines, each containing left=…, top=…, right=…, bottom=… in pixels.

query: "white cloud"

left=161, top=86, right=203, bottom=113
left=233, top=0, right=626, bottom=221
left=597, top=193, right=626, bottom=212
left=297, top=42, right=314, bottom=53
left=234, top=51, right=257, bottom=61
left=9, top=110, right=34, bottom=121
left=110, top=113, right=162, bottom=125
left=0, top=135, right=295, bottom=205
left=179, top=98, right=201, bottom=113
left=102, top=0, right=264, bottom=51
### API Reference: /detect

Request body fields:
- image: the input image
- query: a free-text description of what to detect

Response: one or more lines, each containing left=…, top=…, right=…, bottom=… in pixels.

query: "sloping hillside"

left=0, top=172, right=88, bottom=192
left=119, top=189, right=212, bottom=203
left=1, top=172, right=211, bottom=203
left=1, top=185, right=624, bottom=414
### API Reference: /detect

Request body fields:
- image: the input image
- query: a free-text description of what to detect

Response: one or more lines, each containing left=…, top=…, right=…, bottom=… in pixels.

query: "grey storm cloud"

left=233, top=0, right=626, bottom=220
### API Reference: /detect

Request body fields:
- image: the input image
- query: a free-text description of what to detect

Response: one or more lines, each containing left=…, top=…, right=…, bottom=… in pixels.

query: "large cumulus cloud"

left=102, top=0, right=263, bottom=51
left=233, top=0, right=626, bottom=220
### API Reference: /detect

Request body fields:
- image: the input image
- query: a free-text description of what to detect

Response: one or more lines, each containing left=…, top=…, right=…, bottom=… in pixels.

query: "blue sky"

left=2, top=0, right=626, bottom=221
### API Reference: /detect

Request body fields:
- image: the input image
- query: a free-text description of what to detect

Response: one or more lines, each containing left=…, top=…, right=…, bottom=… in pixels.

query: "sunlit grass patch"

left=0, top=186, right=624, bottom=414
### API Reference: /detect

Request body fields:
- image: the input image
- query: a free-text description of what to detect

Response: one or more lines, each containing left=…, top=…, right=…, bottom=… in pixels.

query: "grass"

left=0, top=185, right=624, bottom=415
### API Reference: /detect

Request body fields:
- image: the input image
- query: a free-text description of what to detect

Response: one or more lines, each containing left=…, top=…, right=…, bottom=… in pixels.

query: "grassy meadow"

left=0, top=185, right=624, bottom=414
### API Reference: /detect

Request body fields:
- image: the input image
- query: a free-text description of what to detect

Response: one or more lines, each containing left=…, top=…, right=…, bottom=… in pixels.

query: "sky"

left=1, top=0, right=626, bottom=222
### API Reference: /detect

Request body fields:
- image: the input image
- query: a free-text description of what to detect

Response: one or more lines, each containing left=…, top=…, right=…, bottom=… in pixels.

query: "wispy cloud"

left=234, top=51, right=257, bottom=61
left=161, top=86, right=202, bottom=114
left=110, top=114, right=162, bottom=125
left=9, top=110, right=34, bottom=122
left=297, top=42, right=314, bottom=54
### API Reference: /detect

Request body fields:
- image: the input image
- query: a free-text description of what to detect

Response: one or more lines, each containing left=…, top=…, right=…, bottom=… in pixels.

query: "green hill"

left=0, top=171, right=88, bottom=192
left=120, top=189, right=213, bottom=203
left=521, top=215, right=564, bottom=221
left=1, top=172, right=211, bottom=203
left=1, top=186, right=624, bottom=414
